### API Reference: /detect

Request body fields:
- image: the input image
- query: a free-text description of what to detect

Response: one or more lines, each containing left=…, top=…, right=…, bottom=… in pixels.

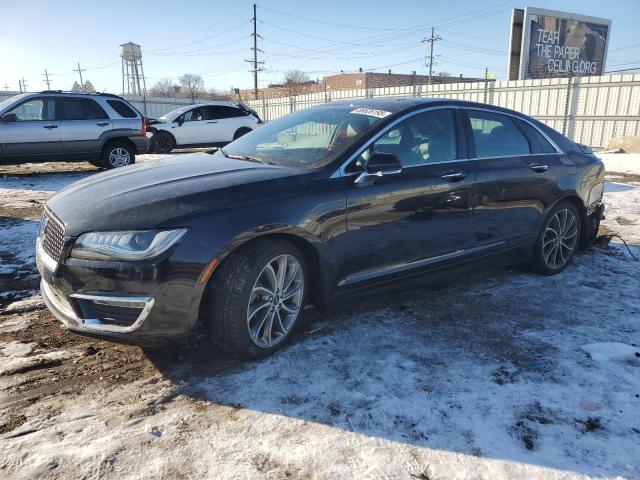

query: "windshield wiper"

left=220, top=149, right=275, bottom=165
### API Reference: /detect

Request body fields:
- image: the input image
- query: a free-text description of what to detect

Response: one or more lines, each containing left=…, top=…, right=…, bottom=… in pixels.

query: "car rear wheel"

left=102, top=141, right=135, bottom=169
left=152, top=131, right=176, bottom=153
left=206, top=239, right=307, bottom=358
left=531, top=201, right=581, bottom=275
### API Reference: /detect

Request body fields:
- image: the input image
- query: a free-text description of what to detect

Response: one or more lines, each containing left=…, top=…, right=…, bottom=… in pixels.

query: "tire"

left=531, top=201, right=581, bottom=275
left=101, top=141, right=135, bottom=169
left=206, top=239, right=307, bottom=359
left=152, top=131, right=175, bottom=154
left=233, top=127, right=252, bottom=141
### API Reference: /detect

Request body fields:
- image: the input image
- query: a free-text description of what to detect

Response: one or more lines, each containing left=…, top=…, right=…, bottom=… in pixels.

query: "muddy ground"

left=1, top=156, right=639, bottom=479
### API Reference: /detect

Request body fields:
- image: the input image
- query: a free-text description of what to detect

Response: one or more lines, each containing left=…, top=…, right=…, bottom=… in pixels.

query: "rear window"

left=57, top=98, right=109, bottom=121
left=467, top=110, right=531, bottom=158
left=513, top=118, right=556, bottom=154
left=107, top=100, right=138, bottom=118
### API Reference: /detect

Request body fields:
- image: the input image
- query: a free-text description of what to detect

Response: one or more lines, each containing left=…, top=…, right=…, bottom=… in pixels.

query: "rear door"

left=0, top=96, right=62, bottom=159
left=209, top=106, right=250, bottom=142
left=57, top=97, right=111, bottom=156
left=340, top=108, right=475, bottom=287
left=463, top=108, right=564, bottom=248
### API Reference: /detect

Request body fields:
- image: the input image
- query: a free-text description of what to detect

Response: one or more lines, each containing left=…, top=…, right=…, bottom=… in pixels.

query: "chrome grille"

left=41, top=210, right=66, bottom=262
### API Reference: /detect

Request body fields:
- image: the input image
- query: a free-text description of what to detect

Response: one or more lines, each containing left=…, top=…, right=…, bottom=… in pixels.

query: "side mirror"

left=1, top=113, right=17, bottom=123
left=177, top=116, right=184, bottom=127
left=355, top=152, right=402, bottom=185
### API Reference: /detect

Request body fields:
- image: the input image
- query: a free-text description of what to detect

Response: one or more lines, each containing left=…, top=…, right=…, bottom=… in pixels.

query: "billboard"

left=508, top=7, right=611, bottom=80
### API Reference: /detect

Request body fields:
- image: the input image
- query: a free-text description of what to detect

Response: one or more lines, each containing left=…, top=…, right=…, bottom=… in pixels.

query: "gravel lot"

left=1, top=153, right=639, bottom=479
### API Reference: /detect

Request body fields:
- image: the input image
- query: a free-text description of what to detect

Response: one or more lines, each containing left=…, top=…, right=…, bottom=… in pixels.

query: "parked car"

left=37, top=98, right=605, bottom=358
left=148, top=101, right=261, bottom=153
left=0, top=91, right=148, bottom=168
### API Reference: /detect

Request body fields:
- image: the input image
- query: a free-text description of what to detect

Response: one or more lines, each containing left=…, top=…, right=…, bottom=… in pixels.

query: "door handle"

left=96, top=122, right=110, bottom=127
left=43, top=124, right=58, bottom=129
left=529, top=163, right=548, bottom=173
left=441, top=171, right=467, bottom=182
left=206, top=121, right=218, bottom=124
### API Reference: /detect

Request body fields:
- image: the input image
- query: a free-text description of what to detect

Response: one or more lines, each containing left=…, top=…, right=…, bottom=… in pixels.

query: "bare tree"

left=150, top=78, right=176, bottom=97
left=179, top=74, right=205, bottom=102
left=83, top=80, right=96, bottom=93
left=71, top=81, right=82, bottom=92
left=283, top=70, right=310, bottom=97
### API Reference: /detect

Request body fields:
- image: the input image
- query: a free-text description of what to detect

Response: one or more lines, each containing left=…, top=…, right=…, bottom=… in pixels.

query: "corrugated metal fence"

left=246, top=74, right=640, bottom=148
left=2, top=74, right=639, bottom=147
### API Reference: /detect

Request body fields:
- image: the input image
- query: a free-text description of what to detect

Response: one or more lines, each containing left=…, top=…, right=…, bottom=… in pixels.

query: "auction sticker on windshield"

left=350, top=108, right=392, bottom=119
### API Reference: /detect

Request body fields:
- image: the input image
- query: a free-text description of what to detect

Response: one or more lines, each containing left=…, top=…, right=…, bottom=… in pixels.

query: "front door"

left=462, top=109, right=565, bottom=248
left=0, top=96, right=62, bottom=159
left=340, top=108, right=475, bottom=287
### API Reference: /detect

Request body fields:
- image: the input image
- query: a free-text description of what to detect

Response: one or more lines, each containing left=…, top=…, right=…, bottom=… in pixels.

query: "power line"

left=147, top=19, right=251, bottom=53
left=257, top=4, right=401, bottom=31
left=146, top=35, right=250, bottom=56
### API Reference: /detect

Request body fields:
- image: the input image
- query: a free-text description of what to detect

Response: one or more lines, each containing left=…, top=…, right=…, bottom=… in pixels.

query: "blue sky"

left=0, top=0, right=638, bottom=94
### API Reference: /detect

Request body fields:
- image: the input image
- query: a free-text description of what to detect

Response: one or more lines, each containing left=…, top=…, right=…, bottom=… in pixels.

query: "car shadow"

left=145, top=243, right=640, bottom=479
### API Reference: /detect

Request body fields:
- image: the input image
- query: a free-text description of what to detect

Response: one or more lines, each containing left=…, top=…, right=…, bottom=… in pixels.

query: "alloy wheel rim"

left=542, top=208, right=578, bottom=269
left=109, top=148, right=131, bottom=167
left=247, top=254, right=304, bottom=348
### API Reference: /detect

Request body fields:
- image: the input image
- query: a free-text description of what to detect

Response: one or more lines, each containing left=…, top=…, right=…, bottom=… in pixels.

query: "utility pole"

left=73, top=61, right=86, bottom=90
left=19, top=77, right=28, bottom=93
left=425, top=27, right=441, bottom=85
left=42, top=69, right=52, bottom=89
left=3, top=83, right=9, bottom=92
left=245, top=4, right=264, bottom=99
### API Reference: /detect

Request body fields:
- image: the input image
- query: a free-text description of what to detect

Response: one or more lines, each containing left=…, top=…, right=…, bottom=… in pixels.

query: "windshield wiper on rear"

left=220, top=149, right=274, bottom=165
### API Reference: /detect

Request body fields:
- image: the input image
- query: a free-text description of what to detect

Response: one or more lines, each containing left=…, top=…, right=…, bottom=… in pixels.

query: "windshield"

left=158, top=107, right=188, bottom=122
left=221, top=104, right=392, bottom=168
left=0, top=94, right=28, bottom=114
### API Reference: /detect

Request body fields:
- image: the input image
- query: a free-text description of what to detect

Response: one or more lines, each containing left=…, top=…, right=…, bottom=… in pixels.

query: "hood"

left=47, top=153, right=311, bottom=235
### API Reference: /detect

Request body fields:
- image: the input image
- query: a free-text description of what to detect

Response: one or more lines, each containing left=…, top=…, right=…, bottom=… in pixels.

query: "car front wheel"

left=532, top=201, right=581, bottom=275
left=151, top=131, right=175, bottom=154
left=206, top=239, right=307, bottom=358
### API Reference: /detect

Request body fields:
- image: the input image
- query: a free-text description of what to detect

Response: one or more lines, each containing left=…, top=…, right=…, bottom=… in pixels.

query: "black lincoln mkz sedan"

left=37, top=98, right=605, bottom=358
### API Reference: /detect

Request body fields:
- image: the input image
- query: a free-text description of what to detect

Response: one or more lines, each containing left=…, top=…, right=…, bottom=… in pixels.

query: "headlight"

left=70, top=229, right=187, bottom=261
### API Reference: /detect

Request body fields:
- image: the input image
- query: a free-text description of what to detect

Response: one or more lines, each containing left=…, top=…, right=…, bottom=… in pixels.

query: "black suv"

left=0, top=91, right=149, bottom=168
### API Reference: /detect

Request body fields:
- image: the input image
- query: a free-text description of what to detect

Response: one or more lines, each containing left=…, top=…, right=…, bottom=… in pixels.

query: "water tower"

left=120, top=42, right=147, bottom=95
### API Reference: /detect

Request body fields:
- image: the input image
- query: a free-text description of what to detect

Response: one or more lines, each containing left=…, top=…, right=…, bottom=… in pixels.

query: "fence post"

left=562, top=76, right=579, bottom=139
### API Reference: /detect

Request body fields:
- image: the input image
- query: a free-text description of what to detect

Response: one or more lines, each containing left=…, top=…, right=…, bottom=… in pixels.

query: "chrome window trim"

left=333, top=105, right=461, bottom=178
left=331, top=104, right=564, bottom=178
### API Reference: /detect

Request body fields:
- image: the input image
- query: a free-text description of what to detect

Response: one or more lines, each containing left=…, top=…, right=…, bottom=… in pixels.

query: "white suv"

left=148, top=101, right=261, bottom=153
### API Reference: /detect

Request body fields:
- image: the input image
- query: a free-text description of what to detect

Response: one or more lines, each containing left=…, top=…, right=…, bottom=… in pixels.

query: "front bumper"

left=36, top=236, right=209, bottom=344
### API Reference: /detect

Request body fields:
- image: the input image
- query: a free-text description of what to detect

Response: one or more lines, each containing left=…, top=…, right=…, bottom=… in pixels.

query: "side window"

left=107, top=100, right=137, bottom=118
left=8, top=98, right=54, bottom=121
left=218, top=106, right=245, bottom=119
left=467, top=110, right=530, bottom=157
left=58, top=98, right=109, bottom=121
left=347, top=109, right=457, bottom=171
left=513, top=118, right=556, bottom=154
left=183, top=107, right=204, bottom=122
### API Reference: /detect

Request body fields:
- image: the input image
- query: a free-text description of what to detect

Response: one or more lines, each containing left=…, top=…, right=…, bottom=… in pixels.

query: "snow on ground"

left=597, top=153, right=640, bottom=175
left=0, top=156, right=639, bottom=479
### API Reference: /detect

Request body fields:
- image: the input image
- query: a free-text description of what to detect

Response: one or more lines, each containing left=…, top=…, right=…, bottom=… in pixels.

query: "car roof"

left=324, top=97, right=528, bottom=118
